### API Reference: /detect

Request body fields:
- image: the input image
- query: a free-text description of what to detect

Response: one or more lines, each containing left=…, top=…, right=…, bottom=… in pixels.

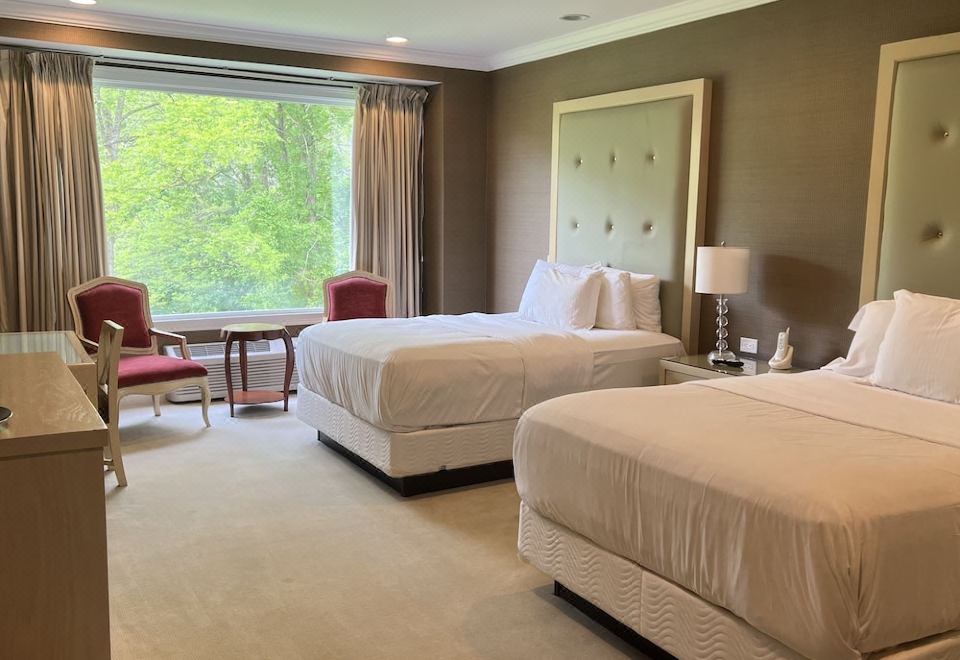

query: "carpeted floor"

left=107, top=395, right=648, bottom=659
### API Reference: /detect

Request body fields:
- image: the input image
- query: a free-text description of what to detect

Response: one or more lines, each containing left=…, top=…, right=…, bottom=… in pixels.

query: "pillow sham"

left=595, top=267, right=661, bottom=332
left=591, top=267, right=635, bottom=330
left=822, top=299, right=895, bottom=377
left=518, top=260, right=602, bottom=330
left=871, top=290, right=960, bottom=404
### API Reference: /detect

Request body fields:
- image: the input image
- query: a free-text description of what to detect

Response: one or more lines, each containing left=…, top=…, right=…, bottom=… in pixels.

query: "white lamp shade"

left=695, top=246, right=750, bottom=295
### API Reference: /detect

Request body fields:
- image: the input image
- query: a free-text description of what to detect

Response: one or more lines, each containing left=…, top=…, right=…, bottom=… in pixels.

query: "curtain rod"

left=94, top=57, right=393, bottom=90
left=1, top=44, right=403, bottom=90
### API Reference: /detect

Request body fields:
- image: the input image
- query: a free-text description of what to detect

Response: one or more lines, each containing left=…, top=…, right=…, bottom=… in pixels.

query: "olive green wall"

left=487, top=0, right=960, bottom=366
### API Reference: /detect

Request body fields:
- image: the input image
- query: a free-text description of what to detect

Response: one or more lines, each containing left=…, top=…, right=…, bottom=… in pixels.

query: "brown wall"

left=0, top=18, right=489, bottom=317
left=487, top=0, right=960, bottom=366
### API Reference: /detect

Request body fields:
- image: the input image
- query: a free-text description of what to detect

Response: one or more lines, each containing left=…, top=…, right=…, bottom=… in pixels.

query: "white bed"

left=296, top=312, right=682, bottom=492
left=515, top=371, right=960, bottom=659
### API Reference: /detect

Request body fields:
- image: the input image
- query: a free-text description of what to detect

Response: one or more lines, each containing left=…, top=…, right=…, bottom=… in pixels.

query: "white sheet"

left=514, top=371, right=960, bottom=660
left=574, top=327, right=684, bottom=388
left=297, top=313, right=594, bottom=432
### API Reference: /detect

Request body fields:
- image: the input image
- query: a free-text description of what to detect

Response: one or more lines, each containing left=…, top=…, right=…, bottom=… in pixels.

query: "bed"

left=296, top=314, right=684, bottom=494
left=296, top=79, right=712, bottom=495
left=514, top=32, right=960, bottom=659
left=516, top=372, right=960, bottom=659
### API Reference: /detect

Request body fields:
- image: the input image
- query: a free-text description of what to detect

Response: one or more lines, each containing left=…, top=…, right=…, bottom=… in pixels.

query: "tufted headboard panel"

left=861, top=32, right=960, bottom=303
left=548, top=81, right=711, bottom=352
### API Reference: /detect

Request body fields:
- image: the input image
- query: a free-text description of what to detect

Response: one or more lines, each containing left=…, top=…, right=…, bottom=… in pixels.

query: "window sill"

left=152, top=309, right=326, bottom=333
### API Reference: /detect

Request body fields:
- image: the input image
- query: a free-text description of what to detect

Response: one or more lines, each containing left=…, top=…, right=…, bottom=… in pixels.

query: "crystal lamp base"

left=708, top=348, right=738, bottom=363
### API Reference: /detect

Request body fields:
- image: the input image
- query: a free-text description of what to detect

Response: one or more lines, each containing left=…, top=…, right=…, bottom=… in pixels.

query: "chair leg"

left=152, top=395, right=161, bottom=417
left=108, top=423, right=127, bottom=487
left=200, top=382, right=211, bottom=428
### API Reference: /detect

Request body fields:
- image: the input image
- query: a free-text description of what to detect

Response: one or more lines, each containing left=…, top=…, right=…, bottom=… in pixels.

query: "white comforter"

left=297, top=313, right=594, bottom=431
left=514, top=371, right=960, bottom=660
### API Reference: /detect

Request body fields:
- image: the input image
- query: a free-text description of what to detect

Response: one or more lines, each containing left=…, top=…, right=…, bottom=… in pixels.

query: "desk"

left=0, top=331, right=97, bottom=404
left=0, top=353, right=110, bottom=659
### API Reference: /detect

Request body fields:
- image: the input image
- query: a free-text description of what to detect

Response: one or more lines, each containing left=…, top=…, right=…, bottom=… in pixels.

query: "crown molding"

left=487, top=0, right=781, bottom=70
left=0, top=0, right=781, bottom=73
left=0, top=0, right=489, bottom=71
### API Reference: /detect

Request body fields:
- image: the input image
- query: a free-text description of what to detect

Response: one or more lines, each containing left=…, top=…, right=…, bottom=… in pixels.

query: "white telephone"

left=768, top=327, right=794, bottom=370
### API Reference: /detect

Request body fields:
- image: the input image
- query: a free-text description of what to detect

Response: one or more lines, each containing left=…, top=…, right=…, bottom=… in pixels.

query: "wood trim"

left=548, top=79, right=711, bottom=353
left=859, top=31, right=960, bottom=305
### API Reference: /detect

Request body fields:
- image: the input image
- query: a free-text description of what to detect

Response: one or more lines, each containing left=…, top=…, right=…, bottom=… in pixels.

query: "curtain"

left=0, top=50, right=106, bottom=332
left=352, top=84, right=428, bottom=317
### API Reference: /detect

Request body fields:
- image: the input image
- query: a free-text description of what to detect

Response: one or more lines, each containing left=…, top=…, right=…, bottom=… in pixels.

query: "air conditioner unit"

left=163, top=338, right=299, bottom=403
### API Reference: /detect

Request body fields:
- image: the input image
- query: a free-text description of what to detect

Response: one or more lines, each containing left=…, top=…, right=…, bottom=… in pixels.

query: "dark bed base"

left=553, top=582, right=676, bottom=660
left=317, top=432, right=514, bottom=497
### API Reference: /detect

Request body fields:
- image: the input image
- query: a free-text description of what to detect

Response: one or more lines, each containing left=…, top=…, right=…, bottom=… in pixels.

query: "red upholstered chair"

left=67, top=276, right=211, bottom=427
left=323, top=270, right=394, bottom=321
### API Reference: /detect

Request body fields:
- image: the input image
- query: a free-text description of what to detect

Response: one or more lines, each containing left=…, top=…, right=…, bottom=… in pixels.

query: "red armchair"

left=323, top=270, right=394, bottom=321
left=67, top=276, right=211, bottom=427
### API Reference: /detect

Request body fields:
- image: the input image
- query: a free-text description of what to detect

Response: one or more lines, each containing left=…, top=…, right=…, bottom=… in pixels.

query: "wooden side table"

left=221, top=323, right=294, bottom=417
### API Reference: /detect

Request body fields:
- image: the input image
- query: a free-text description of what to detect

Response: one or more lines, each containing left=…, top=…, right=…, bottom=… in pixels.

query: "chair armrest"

left=150, top=328, right=192, bottom=360
left=78, top=336, right=99, bottom=353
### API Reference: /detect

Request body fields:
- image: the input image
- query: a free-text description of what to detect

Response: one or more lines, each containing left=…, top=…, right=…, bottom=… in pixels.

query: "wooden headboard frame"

left=860, top=31, right=960, bottom=304
left=547, top=80, right=712, bottom=353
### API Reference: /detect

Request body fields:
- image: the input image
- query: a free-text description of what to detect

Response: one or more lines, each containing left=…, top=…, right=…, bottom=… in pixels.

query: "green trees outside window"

left=94, top=86, right=354, bottom=315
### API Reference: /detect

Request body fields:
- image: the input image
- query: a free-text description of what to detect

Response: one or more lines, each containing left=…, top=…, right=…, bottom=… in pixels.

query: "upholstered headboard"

left=860, top=32, right=960, bottom=303
left=548, top=80, right=711, bottom=353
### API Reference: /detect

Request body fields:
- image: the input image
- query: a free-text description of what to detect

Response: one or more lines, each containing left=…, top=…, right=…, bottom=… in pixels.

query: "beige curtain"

left=352, top=84, right=428, bottom=317
left=0, top=49, right=106, bottom=332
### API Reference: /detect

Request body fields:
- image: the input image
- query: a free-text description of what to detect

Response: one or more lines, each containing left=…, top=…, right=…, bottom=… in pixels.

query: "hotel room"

left=1, top=0, right=959, bottom=658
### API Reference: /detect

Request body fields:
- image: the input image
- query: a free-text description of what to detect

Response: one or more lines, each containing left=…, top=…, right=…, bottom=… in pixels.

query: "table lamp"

left=695, top=243, right=750, bottom=362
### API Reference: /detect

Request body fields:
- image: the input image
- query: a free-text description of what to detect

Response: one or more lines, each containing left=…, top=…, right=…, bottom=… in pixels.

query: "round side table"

left=221, top=323, right=294, bottom=417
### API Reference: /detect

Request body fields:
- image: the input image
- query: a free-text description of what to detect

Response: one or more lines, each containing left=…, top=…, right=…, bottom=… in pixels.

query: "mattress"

left=514, top=371, right=960, bottom=660
left=297, top=312, right=681, bottom=432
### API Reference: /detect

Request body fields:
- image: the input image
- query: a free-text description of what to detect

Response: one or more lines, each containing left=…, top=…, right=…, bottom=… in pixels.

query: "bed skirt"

left=517, top=502, right=960, bottom=660
left=297, top=384, right=517, bottom=493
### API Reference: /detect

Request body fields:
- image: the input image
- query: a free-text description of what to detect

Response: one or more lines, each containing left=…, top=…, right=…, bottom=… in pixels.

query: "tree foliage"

left=95, top=86, right=354, bottom=315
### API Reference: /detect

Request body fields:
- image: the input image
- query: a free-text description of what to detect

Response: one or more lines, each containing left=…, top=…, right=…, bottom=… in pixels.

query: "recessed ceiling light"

left=385, top=36, right=409, bottom=44
left=559, top=13, right=590, bottom=21
left=70, top=0, right=97, bottom=5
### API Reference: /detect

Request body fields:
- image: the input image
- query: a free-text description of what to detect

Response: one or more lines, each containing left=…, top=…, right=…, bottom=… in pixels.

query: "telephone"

left=768, top=327, right=794, bottom=370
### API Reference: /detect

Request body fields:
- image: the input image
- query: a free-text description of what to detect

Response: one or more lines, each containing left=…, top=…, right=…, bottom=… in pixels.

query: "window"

left=94, top=66, right=355, bottom=320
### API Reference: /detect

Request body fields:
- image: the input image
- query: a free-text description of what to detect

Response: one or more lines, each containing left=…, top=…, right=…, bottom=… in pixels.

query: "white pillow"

left=871, top=290, right=960, bottom=404
left=629, top=273, right=662, bottom=333
left=591, top=267, right=635, bottom=330
left=822, top=300, right=895, bottom=377
left=518, top=260, right=602, bottom=330
left=587, top=264, right=661, bottom=332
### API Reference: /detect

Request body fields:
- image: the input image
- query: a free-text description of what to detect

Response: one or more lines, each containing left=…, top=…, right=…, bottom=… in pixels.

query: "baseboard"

left=318, top=432, right=514, bottom=496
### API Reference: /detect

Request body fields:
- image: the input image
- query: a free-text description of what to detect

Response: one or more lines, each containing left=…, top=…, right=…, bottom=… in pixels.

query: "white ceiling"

left=0, top=0, right=778, bottom=70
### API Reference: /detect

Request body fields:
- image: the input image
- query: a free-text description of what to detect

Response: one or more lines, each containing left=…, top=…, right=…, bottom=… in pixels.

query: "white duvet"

left=296, top=313, right=595, bottom=431
left=514, top=371, right=960, bottom=659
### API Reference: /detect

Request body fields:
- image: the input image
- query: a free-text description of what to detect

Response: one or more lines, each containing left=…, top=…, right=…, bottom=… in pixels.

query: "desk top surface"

left=0, top=353, right=106, bottom=459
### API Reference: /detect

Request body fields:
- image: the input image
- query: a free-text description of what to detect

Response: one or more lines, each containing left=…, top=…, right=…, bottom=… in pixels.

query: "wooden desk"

left=0, top=331, right=97, bottom=405
left=0, top=353, right=110, bottom=659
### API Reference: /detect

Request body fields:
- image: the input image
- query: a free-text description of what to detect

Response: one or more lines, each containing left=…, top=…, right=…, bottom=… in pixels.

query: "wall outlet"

left=740, top=337, right=759, bottom=354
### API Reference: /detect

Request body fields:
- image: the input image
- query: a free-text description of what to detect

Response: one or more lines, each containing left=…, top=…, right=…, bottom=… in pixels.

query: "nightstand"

left=659, top=354, right=809, bottom=385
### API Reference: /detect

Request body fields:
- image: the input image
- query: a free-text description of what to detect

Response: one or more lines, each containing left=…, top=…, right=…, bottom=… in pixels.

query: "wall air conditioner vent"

left=163, top=338, right=299, bottom=403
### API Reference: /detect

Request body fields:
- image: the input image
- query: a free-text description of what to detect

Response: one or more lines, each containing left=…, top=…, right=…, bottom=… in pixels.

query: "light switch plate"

left=740, top=337, right=759, bottom=354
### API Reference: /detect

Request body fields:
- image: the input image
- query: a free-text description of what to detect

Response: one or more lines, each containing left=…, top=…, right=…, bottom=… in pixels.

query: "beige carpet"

left=107, top=395, right=648, bottom=659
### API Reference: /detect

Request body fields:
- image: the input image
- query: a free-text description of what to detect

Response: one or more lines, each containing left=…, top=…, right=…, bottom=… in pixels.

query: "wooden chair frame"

left=95, top=320, right=127, bottom=486
left=322, top=270, right=395, bottom=320
left=67, top=275, right=211, bottom=427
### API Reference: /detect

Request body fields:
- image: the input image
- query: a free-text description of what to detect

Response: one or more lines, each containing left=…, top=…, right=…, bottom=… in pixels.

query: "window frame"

left=94, top=65, right=356, bottom=329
